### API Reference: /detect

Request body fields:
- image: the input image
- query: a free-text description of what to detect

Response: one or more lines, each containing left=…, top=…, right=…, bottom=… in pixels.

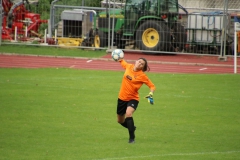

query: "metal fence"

left=1, top=0, right=240, bottom=57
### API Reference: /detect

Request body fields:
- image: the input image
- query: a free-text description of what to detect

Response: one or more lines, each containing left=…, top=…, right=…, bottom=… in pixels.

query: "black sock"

left=126, top=117, right=135, bottom=140
left=120, top=120, right=128, bottom=128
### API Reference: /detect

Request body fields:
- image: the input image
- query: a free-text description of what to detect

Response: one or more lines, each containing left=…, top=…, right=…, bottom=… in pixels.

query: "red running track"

left=0, top=53, right=239, bottom=74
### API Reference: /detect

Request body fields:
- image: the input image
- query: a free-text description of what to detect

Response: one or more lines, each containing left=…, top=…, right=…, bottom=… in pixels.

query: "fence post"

left=111, top=0, right=116, bottom=50
left=14, top=27, right=17, bottom=42
left=219, top=0, right=228, bottom=61
left=50, top=0, right=60, bottom=38
left=0, top=0, right=2, bottom=46
left=107, top=0, right=111, bottom=49
left=234, top=22, right=240, bottom=74
left=25, top=26, right=28, bottom=37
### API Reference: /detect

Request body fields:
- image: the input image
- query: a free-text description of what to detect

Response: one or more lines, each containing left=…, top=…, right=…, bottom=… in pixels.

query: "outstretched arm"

left=145, top=79, right=155, bottom=105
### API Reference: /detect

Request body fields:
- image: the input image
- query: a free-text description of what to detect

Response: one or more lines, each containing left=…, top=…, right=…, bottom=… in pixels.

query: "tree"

left=82, top=0, right=102, bottom=7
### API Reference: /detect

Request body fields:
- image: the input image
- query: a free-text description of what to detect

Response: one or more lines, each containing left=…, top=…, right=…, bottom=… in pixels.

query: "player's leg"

left=116, top=99, right=128, bottom=128
left=117, top=114, right=127, bottom=128
left=125, top=106, right=136, bottom=143
left=125, top=100, right=138, bottom=143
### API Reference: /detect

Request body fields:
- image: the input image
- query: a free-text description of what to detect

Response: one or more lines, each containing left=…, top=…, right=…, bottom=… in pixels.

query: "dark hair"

left=139, top=58, right=150, bottom=72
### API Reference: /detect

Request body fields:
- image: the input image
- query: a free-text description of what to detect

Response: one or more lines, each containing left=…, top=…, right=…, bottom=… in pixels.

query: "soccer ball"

left=111, top=49, right=124, bottom=61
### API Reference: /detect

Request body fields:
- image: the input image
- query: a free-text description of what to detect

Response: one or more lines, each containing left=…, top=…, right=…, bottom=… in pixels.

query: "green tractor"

left=93, top=0, right=187, bottom=52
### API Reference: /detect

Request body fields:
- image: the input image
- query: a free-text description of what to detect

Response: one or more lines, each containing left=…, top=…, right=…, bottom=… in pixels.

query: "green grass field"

left=0, top=68, right=240, bottom=160
left=0, top=44, right=107, bottom=58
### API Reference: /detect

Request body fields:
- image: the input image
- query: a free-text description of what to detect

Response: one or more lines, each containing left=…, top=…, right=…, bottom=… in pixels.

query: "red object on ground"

left=1, top=0, right=47, bottom=40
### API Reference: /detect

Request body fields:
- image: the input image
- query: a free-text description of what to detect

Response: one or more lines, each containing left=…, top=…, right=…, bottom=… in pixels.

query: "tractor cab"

left=123, top=0, right=179, bottom=36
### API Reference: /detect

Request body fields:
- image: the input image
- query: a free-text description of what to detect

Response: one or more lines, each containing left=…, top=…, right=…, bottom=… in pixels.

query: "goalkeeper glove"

left=145, top=92, right=154, bottom=105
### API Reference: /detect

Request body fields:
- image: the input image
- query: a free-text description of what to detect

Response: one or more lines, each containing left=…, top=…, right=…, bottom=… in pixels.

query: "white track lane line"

left=199, top=68, right=208, bottom=71
left=92, top=150, right=240, bottom=160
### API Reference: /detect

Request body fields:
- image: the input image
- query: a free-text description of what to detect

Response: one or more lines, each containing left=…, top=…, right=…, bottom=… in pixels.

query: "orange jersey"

left=118, top=60, right=156, bottom=101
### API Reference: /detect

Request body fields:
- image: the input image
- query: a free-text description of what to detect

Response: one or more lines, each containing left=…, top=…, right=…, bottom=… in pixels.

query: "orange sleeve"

left=119, top=59, right=128, bottom=69
left=142, top=75, right=156, bottom=91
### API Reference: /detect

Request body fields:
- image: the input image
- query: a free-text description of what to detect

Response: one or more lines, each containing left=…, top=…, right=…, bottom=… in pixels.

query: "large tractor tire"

left=94, top=30, right=107, bottom=48
left=136, top=20, right=171, bottom=51
left=171, top=23, right=187, bottom=52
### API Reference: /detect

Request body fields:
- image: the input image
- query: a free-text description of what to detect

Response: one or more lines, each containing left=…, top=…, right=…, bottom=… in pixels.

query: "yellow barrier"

left=57, top=37, right=84, bottom=46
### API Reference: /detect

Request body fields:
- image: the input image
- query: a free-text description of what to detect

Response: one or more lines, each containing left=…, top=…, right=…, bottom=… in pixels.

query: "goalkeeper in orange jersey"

left=116, top=57, right=156, bottom=143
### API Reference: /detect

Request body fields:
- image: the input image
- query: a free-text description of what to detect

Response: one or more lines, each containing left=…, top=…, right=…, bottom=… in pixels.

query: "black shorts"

left=116, top=98, right=139, bottom=116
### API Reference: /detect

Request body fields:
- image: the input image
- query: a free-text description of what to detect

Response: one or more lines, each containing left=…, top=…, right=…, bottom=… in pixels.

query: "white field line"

left=92, top=150, right=240, bottom=160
